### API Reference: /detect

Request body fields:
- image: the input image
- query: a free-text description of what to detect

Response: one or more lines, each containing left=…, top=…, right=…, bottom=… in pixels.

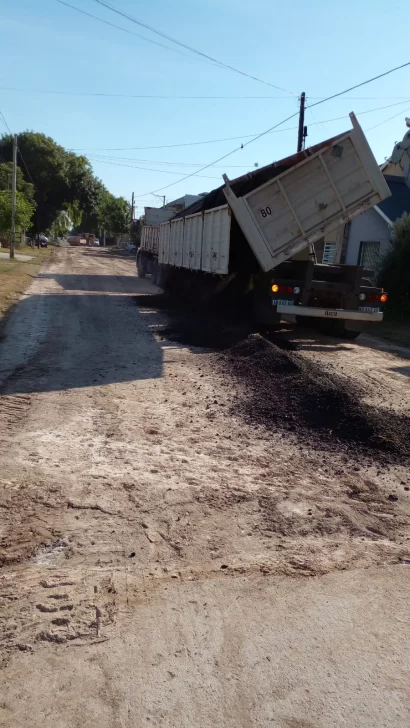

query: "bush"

left=378, top=213, right=410, bottom=316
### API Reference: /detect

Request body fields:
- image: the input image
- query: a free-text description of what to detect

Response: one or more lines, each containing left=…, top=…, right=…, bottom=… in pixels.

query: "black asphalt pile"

left=219, top=334, right=410, bottom=465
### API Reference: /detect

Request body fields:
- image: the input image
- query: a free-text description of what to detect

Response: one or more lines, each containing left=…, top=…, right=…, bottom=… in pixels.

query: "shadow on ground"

left=0, top=289, right=163, bottom=395
left=37, top=274, right=142, bottom=294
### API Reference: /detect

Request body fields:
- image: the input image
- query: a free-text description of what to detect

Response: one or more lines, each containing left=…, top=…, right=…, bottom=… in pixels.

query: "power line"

left=3, top=85, right=410, bottom=102
left=134, top=110, right=302, bottom=198
left=91, top=0, right=296, bottom=95
left=0, top=86, right=296, bottom=100
left=365, top=107, right=410, bottom=132
left=0, top=112, right=36, bottom=188
left=87, top=154, right=254, bottom=167
left=86, top=158, right=221, bottom=178
left=57, top=0, right=210, bottom=64
left=0, top=109, right=12, bottom=134
left=71, top=98, right=410, bottom=153
left=135, top=61, right=410, bottom=197
left=306, top=60, right=410, bottom=110
left=18, top=148, right=35, bottom=186
left=71, top=135, right=257, bottom=152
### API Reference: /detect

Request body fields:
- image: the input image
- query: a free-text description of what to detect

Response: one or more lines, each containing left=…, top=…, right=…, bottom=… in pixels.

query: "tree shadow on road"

left=37, top=274, right=150, bottom=295
left=0, top=290, right=163, bottom=395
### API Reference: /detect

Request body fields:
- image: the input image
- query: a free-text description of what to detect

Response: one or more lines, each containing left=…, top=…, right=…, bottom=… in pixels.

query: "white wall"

left=344, top=208, right=392, bottom=265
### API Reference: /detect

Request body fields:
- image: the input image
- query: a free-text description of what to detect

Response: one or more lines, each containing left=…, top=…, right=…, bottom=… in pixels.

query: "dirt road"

left=1, top=248, right=410, bottom=727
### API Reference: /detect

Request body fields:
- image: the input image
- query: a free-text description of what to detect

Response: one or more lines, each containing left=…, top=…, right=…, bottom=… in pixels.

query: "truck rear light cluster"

left=359, top=292, right=388, bottom=303
left=271, top=284, right=299, bottom=294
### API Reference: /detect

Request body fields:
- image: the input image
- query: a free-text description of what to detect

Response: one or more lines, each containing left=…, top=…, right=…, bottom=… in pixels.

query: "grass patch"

left=0, top=245, right=54, bottom=323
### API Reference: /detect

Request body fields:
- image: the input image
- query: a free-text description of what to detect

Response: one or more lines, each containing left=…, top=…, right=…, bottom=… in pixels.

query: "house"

left=143, top=194, right=206, bottom=226
left=322, top=121, right=410, bottom=272
left=343, top=174, right=410, bottom=271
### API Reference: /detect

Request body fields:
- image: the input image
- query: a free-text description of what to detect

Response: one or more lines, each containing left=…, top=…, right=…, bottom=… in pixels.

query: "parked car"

left=93, top=239, right=100, bottom=246
left=35, top=233, right=49, bottom=248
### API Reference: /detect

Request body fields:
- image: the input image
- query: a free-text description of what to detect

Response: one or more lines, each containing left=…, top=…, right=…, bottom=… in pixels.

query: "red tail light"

left=361, top=293, right=388, bottom=303
left=271, top=284, right=294, bottom=295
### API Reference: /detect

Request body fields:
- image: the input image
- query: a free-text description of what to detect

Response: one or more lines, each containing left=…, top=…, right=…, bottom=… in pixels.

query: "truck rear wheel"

left=322, top=321, right=361, bottom=339
left=155, top=263, right=166, bottom=288
left=253, top=299, right=281, bottom=329
left=151, top=258, right=158, bottom=285
left=136, top=251, right=146, bottom=278
left=336, top=328, right=361, bottom=339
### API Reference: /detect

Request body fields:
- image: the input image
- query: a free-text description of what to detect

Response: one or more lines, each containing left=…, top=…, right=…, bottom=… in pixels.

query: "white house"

left=321, top=121, right=410, bottom=273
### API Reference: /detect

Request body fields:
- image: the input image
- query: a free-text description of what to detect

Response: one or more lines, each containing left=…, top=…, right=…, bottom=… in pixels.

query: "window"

left=358, top=241, right=380, bottom=274
left=322, top=242, right=336, bottom=264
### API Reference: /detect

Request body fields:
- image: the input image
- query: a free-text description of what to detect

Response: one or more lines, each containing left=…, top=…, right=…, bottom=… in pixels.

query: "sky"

left=1, top=0, right=410, bottom=216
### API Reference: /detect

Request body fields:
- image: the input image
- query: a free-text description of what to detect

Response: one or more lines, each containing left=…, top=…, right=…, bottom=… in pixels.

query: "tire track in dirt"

left=1, top=248, right=410, bottom=658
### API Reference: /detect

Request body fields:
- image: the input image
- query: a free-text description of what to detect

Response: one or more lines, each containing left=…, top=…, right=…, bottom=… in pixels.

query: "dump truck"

left=137, top=205, right=183, bottom=278
left=137, top=114, right=390, bottom=338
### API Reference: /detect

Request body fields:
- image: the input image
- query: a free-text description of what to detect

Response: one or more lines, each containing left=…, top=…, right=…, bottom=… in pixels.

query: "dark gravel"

left=216, top=334, right=410, bottom=466
left=147, top=293, right=410, bottom=467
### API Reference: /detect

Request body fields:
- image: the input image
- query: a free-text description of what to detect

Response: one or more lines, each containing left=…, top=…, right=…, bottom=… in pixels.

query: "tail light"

left=359, top=291, right=388, bottom=303
left=271, top=284, right=297, bottom=295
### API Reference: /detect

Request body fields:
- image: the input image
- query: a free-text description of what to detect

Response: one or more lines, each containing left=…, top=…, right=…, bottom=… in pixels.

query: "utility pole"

left=151, top=193, right=165, bottom=208
left=10, top=134, right=18, bottom=260
left=297, top=92, right=306, bottom=153
left=130, top=191, right=135, bottom=238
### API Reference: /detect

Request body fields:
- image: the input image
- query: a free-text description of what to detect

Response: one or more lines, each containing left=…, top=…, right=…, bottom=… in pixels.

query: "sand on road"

left=0, top=247, right=409, bottom=727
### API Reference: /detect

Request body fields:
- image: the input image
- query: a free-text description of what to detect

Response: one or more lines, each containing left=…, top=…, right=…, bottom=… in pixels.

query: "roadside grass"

left=0, top=246, right=54, bottom=323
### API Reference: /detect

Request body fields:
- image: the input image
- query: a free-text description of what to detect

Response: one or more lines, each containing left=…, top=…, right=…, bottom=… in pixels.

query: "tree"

left=0, top=190, right=35, bottom=235
left=378, top=213, right=410, bottom=315
left=97, top=192, right=130, bottom=239
left=0, top=162, right=35, bottom=205
left=0, top=132, right=100, bottom=233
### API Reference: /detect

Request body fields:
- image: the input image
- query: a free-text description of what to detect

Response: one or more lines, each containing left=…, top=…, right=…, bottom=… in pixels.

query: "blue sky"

left=1, top=0, right=410, bottom=216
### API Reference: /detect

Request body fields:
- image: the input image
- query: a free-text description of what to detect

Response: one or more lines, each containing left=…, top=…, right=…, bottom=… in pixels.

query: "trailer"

left=136, top=205, right=182, bottom=279
left=138, top=114, right=390, bottom=338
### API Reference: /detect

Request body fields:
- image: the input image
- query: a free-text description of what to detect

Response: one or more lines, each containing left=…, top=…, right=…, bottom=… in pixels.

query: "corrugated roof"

left=378, top=175, right=410, bottom=223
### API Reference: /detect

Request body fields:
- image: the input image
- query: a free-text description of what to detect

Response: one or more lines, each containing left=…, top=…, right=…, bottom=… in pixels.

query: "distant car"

left=36, top=233, right=49, bottom=248
left=93, top=239, right=100, bottom=246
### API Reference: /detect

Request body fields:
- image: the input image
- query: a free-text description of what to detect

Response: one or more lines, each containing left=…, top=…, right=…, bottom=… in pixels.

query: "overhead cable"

left=91, top=0, right=296, bottom=94
left=57, top=0, right=209, bottom=63
left=135, top=60, right=410, bottom=196
left=71, top=98, right=410, bottom=153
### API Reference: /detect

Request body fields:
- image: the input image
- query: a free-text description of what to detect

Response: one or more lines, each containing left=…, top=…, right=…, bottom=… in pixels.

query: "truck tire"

left=151, top=258, right=158, bottom=285
left=155, top=263, right=164, bottom=288
left=322, top=321, right=361, bottom=339
left=336, top=328, right=361, bottom=340
left=253, top=299, right=281, bottom=329
left=136, top=251, right=146, bottom=278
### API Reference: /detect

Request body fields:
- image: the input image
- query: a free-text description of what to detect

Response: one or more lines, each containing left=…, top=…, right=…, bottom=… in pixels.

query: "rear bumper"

left=275, top=304, right=383, bottom=322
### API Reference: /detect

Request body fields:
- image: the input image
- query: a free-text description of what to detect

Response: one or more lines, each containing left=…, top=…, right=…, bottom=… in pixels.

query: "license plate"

left=358, top=306, right=380, bottom=313
left=272, top=299, right=293, bottom=306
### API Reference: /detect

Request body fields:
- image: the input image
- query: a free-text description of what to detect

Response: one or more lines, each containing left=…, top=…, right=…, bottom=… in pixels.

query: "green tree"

left=0, top=190, right=35, bottom=235
left=0, top=132, right=100, bottom=233
left=0, top=162, right=35, bottom=205
left=378, top=213, right=410, bottom=315
left=98, top=192, right=130, bottom=238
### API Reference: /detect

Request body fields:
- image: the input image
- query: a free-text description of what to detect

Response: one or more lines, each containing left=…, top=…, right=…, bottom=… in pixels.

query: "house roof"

left=377, top=175, right=410, bottom=224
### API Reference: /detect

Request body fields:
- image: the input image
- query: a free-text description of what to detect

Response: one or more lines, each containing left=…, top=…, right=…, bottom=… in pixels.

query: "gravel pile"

left=218, top=334, right=410, bottom=465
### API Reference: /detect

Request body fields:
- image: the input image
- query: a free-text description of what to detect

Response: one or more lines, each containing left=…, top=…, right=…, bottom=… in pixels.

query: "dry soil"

left=0, top=247, right=409, bottom=727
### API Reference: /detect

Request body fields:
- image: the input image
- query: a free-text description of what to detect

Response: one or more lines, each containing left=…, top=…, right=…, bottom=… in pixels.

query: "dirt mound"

left=218, top=334, right=410, bottom=465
